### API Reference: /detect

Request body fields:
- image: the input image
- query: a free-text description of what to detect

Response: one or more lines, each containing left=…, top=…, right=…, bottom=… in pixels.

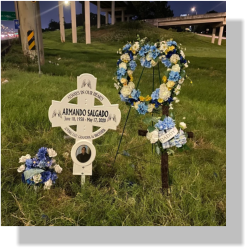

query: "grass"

left=1, top=22, right=226, bottom=226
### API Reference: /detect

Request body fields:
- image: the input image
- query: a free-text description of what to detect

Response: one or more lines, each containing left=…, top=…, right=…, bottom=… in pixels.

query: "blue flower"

left=155, top=120, right=165, bottom=130
left=32, top=158, right=39, bottom=168
left=128, top=51, right=133, bottom=61
left=169, top=71, right=180, bottom=82
left=38, top=160, right=46, bottom=169
left=117, top=68, right=126, bottom=80
left=129, top=60, right=137, bottom=71
left=167, top=41, right=177, bottom=46
left=120, top=94, right=129, bottom=102
left=51, top=172, right=58, bottom=183
left=123, top=43, right=131, bottom=51
left=37, top=147, right=47, bottom=160
left=139, top=47, right=146, bottom=56
left=151, top=88, right=160, bottom=100
left=41, top=171, right=51, bottom=183
left=151, top=99, right=160, bottom=108
left=25, top=159, right=33, bottom=168
left=45, top=157, right=53, bottom=168
left=137, top=103, right=148, bottom=115
left=163, top=116, right=175, bottom=129
left=161, top=58, right=172, bottom=67
left=144, top=44, right=151, bottom=53
left=144, top=60, right=151, bottom=68
left=140, top=57, right=145, bottom=66
left=167, top=97, right=174, bottom=104
left=131, top=89, right=141, bottom=100
left=152, top=50, right=160, bottom=59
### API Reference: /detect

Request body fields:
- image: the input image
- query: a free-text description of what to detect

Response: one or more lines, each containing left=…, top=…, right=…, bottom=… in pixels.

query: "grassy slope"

left=1, top=22, right=226, bottom=226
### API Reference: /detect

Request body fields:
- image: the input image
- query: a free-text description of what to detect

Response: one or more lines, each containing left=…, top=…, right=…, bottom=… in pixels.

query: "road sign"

left=27, top=30, right=35, bottom=50
left=14, top=19, right=19, bottom=29
left=1, top=11, right=16, bottom=21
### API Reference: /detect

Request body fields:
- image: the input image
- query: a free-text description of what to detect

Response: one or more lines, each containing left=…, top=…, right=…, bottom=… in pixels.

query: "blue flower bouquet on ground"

left=17, top=147, right=62, bottom=190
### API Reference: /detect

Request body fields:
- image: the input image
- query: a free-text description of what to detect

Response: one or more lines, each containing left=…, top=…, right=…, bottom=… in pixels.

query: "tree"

left=79, top=1, right=85, bottom=29
left=206, top=10, right=218, bottom=14
left=48, top=19, right=60, bottom=31
left=132, top=1, right=174, bottom=20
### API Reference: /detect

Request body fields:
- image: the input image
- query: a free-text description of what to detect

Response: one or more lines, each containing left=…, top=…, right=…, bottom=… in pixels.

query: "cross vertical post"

left=161, top=104, right=169, bottom=194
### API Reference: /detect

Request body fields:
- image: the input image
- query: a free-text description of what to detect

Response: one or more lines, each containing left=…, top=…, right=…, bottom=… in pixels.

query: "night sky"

left=1, top=1, right=226, bottom=30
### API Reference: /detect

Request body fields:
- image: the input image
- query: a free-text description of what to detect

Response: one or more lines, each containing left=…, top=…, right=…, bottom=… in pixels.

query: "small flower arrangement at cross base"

left=17, top=147, right=62, bottom=190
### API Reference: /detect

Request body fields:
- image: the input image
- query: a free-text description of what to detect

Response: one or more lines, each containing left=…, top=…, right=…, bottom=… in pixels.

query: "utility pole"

left=18, top=1, right=44, bottom=65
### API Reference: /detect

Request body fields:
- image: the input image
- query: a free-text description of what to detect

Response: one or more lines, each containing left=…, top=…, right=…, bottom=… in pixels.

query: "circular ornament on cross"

left=113, top=36, right=191, bottom=115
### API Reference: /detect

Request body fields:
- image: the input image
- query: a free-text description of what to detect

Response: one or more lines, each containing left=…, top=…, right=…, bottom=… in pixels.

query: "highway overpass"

left=144, top=12, right=226, bottom=45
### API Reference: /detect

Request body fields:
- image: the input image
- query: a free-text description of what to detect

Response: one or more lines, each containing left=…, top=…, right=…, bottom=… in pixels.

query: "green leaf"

left=169, top=111, right=175, bottom=120
left=156, top=145, right=161, bottom=155
left=148, top=126, right=156, bottom=132
left=143, top=117, right=152, bottom=125
left=167, top=149, right=175, bottom=155
left=151, top=117, right=159, bottom=123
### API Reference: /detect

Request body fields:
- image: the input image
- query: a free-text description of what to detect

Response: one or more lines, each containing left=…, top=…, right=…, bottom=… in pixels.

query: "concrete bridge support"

left=58, top=1, right=65, bottom=42
left=97, top=1, right=101, bottom=28
left=218, top=26, right=224, bottom=46
left=111, top=1, right=115, bottom=25
left=211, top=28, right=216, bottom=43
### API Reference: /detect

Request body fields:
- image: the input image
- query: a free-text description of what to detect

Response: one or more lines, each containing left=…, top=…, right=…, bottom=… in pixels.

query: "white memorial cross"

left=48, top=73, right=121, bottom=182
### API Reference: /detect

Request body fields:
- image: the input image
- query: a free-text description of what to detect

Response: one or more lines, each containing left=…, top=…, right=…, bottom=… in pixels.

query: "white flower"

left=44, top=179, right=53, bottom=190
left=121, top=53, right=130, bottom=62
left=183, top=117, right=186, bottom=119
left=188, top=60, right=190, bottom=63
left=19, top=154, right=31, bottom=163
left=174, top=90, right=180, bottom=95
left=120, top=86, right=132, bottom=97
left=132, top=42, right=140, bottom=51
left=179, top=122, right=187, bottom=130
left=17, top=164, right=25, bottom=173
left=172, top=64, right=180, bottom=72
left=159, top=43, right=168, bottom=51
left=114, top=83, right=120, bottom=90
left=184, top=63, right=188, bottom=68
left=146, top=53, right=152, bottom=61
left=175, top=99, right=180, bottom=103
left=54, top=164, right=63, bottom=173
left=173, top=97, right=177, bottom=101
left=134, top=101, right=140, bottom=110
left=176, top=84, right=181, bottom=90
left=151, top=60, right=157, bottom=67
left=33, top=174, right=42, bottom=184
left=58, top=58, right=61, bottom=60
left=146, top=129, right=159, bottom=144
left=49, top=61, right=51, bottom=63
left=57, top=63, right=59, bottom=66
left=170, top=54, right=180, bottom=64
left=178, top=78, right=185, bottom=84
left=169, top=104, right=173, bottom=110
left=47, top=148, right=57, bottom=158
left=128, top=82, right=135, bottom=90
left=133, top=55, right=137, bottom=61
left=147, top=104, right=155, bottom=113
left=159, top=84, right=171, bottom=100
left=127, top=70, right=133, bottom=76
left=119, top=62, right=127, bottom=70
left=180, top=50, right=185, bottom=58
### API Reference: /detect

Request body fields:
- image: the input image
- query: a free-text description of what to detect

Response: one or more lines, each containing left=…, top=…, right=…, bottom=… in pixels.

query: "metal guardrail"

left=1, top=38, right=18, bottom=55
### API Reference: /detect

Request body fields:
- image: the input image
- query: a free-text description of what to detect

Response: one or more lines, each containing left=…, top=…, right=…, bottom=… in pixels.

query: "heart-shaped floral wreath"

left=113, top=36, right=192, bottom=153
left=113, top=36, right=191, bottom=115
